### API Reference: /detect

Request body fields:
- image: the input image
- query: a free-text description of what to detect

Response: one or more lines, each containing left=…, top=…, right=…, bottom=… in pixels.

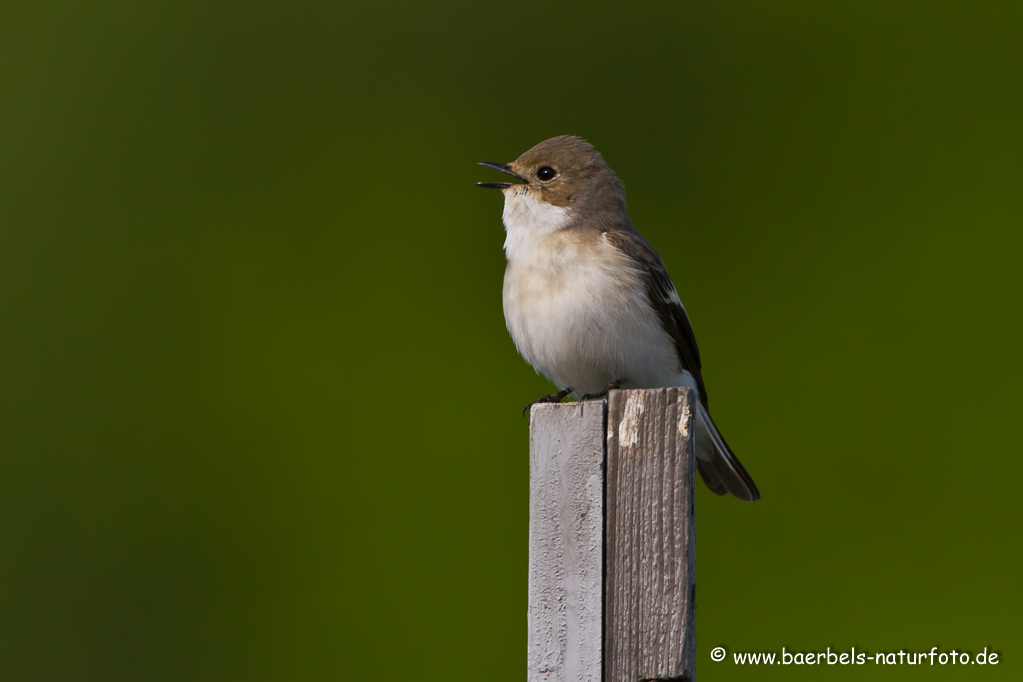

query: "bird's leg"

left=580, top=380, right=623, bottom=401
left=522, top=388, right=573, bottom=418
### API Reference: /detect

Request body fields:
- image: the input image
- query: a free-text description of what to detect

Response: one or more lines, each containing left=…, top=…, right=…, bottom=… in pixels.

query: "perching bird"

left=477, top=135, right=760, bottom=502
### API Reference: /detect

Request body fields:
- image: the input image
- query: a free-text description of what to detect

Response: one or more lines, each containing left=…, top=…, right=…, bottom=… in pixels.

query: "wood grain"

left=605, top=388, right=696, bottom=682
left=528, top=400, right=607, bottom=682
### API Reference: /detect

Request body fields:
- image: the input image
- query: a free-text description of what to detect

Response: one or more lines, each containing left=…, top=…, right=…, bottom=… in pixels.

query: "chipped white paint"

left=677, top=389, right=690, bottom=438
left=618, top=392, right=644, bottom=449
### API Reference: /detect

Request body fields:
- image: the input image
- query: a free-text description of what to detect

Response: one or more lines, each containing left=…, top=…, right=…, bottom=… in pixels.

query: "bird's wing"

left=605, top=229, right=710, bottom=407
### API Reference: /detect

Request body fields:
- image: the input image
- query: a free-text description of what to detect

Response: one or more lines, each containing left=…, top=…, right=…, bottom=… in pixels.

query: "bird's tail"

left=694, top=401, right=760, bottom=502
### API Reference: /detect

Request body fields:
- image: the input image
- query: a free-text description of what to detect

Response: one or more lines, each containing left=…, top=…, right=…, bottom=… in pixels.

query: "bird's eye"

left=537, top=166, right=557, bottom=181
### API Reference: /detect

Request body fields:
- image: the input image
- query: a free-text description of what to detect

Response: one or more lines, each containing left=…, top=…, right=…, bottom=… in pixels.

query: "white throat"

left=501, top=188, right=571, bottom=265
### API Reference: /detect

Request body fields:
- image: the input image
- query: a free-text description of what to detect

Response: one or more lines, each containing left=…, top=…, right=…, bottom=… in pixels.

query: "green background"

left=2, top=1, right=1020, bottom=680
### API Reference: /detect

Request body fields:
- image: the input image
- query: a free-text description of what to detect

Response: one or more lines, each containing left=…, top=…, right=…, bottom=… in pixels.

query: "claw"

left=579, top=380, right=623, bottom=401
left=522, top=388, right=573, bottom=418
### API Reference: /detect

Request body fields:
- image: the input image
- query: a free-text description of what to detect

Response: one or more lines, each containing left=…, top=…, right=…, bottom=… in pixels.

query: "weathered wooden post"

left=528, top=387, right=697, bottom=682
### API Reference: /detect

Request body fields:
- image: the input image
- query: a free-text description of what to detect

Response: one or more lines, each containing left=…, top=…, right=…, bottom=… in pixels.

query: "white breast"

left=501, top=187, right=572, bottom=263
left=499, top=189, right=679, bottom=394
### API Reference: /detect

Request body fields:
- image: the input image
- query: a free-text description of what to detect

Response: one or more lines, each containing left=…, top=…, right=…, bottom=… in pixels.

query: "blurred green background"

left=2, top=1, right=1021, bottom=680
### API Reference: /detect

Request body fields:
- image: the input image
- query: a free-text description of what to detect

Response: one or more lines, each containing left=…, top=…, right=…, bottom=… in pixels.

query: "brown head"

left=478, top=136, right=629, bottom=226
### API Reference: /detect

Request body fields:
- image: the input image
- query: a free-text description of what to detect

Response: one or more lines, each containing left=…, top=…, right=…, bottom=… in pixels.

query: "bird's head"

left=477, top=135, right=626, bottom=216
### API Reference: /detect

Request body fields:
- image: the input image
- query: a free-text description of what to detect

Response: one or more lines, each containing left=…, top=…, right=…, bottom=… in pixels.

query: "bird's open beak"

left=476, top=161, right=524, bottom=189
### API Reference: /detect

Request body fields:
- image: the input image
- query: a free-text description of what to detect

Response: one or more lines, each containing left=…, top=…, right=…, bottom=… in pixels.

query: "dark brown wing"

left=605, top=229, right=710, bottom=408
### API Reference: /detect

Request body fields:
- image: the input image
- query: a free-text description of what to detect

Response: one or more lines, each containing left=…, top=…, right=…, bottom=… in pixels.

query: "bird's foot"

left=522, top=388, right=573, bottom=418
left=580, top=380, right=623, bottom=401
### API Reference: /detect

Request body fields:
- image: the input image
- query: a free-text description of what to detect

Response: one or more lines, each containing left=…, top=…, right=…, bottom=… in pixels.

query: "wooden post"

left=605, top=388, right=697, bottom=682
left=528, top=400, right=606, bottom=682
left=528, top=388, right=696, bottom=682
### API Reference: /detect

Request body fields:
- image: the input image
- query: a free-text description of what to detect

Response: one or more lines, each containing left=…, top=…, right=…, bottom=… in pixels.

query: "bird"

left=477, top=135, right=760, bottom=502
